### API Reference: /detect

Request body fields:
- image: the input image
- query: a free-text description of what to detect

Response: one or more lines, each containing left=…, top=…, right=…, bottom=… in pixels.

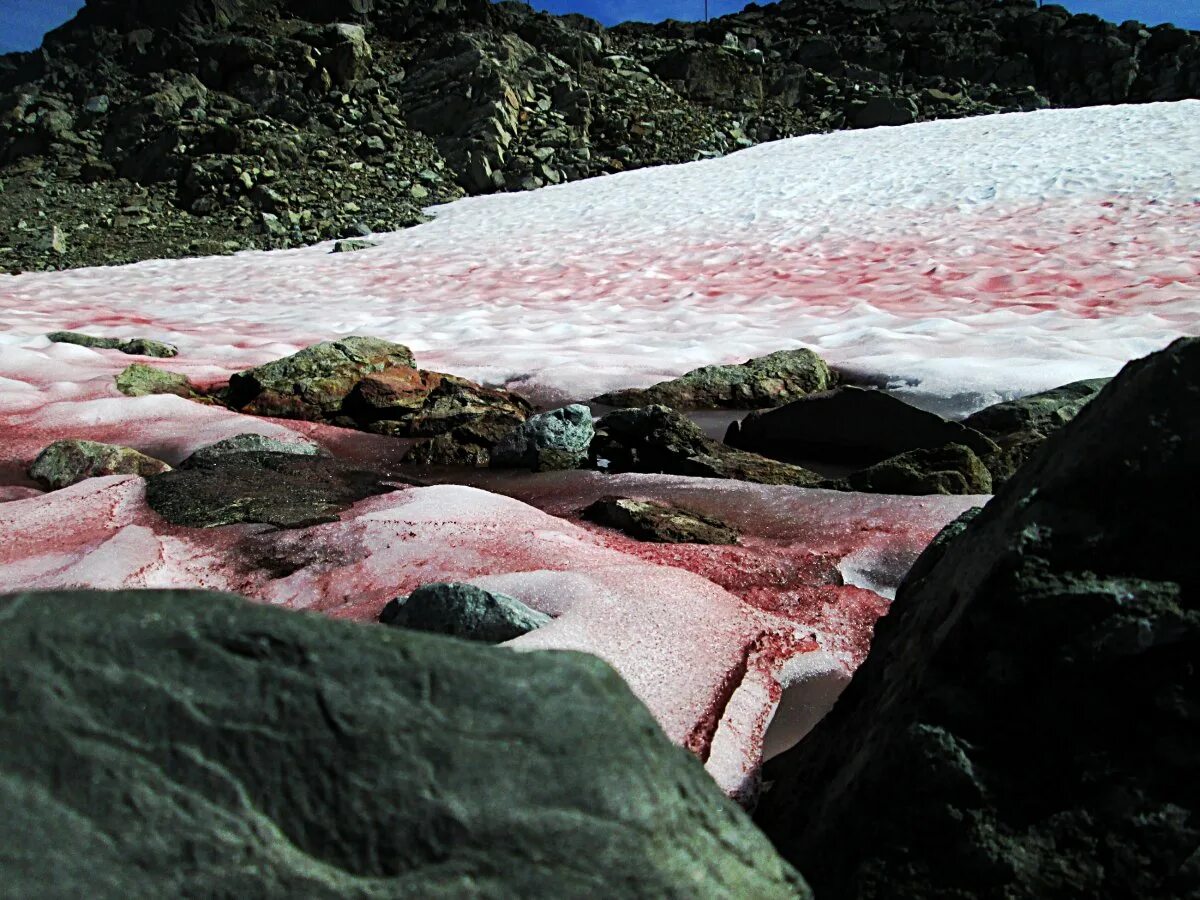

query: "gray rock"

left=181, top=433, right=324, bottom=467
left=48, top=331, right=179, bottom=358
left=379, top=582, right=552, bottom=642
left=0, top=588, right=808, bottom=898
left=758, top=338, right=1200, bottom=899
left=595, top=349, right=836, bottom=411
left=331, top=239, right=377, bottom=253
left=491, top=404, right=595, bottom=471
left=29, top=439, right=171, bottom=490
left=145, top=451, right=398, bottom=528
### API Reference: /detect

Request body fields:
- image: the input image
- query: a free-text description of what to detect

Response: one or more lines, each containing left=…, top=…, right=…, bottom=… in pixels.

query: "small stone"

left=37, top=226, right=67, bottom=255
left=583, top=497, right=740, bottom=544
left=29, top=439, right=171, bottom=490
left=114, top=363, right=197, bottom=398
left=331, top=239, right=377, bottom=253
left=379, top=582, right=551, bottom=643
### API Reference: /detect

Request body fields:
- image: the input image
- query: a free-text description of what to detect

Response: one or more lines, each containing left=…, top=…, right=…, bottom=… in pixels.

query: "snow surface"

left=2, top=102, right=1198, bottom=413
left=1, top=102, right=1196, bottom=797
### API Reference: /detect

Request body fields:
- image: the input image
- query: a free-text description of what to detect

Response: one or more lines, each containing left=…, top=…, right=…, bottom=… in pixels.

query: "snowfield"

left=1, top=102, right=1197, bottom=796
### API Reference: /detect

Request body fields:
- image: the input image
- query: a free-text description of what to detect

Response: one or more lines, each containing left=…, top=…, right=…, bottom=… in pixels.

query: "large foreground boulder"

left=0, top=589, right=807, bottom=898
left=595, top=349, right=836, bottom=410
left=756, top=338, right=1200, bottom=899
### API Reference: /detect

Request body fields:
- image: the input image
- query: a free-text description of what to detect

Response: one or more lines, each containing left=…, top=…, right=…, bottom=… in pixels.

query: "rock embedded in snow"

left=114, top=363, right=198, bottom=398
left=0, top=589, right=807, bottom=898
left=47, top=331, right=179, bottom=358
left=758, top=337, right=1200, bottom=899
left=490, top=404, right=595, bottom=471
left=349, top=368, right=531, bottom=439
left=838, top=443, right=993, bottom=496
left=180, top=433, right=325, bottom=467
left=29, top=439, right=171, bottom=490
left=145, top=451, right=398, bottom=528
left=583, top=497, right=740, bottom=545
left=224, top=336, right=416, bottom=420
left=595, top=349, right=836, bottom=411
left=331, top=238, right=377, bottom=253
left=379, top=582, right=552, bottom=643
left=965, top=377, right=1111, bottom=484
left=728, top=387, right=997, bottom=465
left=594, top=405, right=824, bottom=487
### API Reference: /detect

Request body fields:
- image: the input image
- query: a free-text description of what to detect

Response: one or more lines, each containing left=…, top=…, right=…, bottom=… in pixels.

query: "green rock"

left=595, top=349, right=836, bottom=410
left=0, top=589, right=808, bottom=898
left=379, top=582, right=552, bottom=642
left=114, top=363, right=197, bottom=398
left=224, top=336, right=416, bottom=420
left=48, top=331, right=178, bottom=358
left=29, top=439, right=171, bottom=490
left=583, top=497, right=740, bottom=544
left=145, top=451, right=398, bottom=528
left=839, top=443, right=993, bottom=495
left=491, top=404, right=595, bottom=471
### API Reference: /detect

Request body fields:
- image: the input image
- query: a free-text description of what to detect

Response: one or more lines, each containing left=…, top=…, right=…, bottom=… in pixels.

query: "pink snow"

left=0, top=472, right=977, bottom=799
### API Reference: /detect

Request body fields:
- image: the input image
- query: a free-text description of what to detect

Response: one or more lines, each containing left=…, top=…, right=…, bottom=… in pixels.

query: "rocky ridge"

left=3, top=0, right=1198, bottom=271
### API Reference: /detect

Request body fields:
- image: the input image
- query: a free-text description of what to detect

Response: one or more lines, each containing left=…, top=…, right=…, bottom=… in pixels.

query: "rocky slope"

left=0, top=588, right=808, bottom=897
left=2, top=0, right=1198, bottom=272
left=756, top=338, right=1199, bottom=897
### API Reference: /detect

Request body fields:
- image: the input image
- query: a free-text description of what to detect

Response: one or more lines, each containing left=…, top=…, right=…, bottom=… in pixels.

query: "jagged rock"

left=114, top=363, right=198, bottom=398
left=350, top=368, right=532, bottom=440
left=727, top=386, right=997, bottom=465
left=593, top=405, right=824, bottom=487
left=595, top=349, right=835, bottom=410
left=838, top=443, right=993, bottom=496
left=48, top=331, right=179, bottom=358
left=964, top=377, right=1110, bottom=483
left=223, top=336, right=416, bottom=420
left=180, top=432, right=324, bottom=467
left=29, top=439, right=171, bottom=490
left=379, top=582, right=551, bottom=642
left=0, top=588, right=808, bottom=898
left=490, top=404, right=594, bottom=471
left=583, top=497, right=740, bottom=545
left=757, top=338, right=1200, bottom=899
left=145, top=451, right=398, bottom=528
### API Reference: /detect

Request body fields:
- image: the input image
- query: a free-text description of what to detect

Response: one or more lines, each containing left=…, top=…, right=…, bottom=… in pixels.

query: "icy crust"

left=1, top=104, right=1198, bottom=411
left=0, top=474, right=975, bottom=798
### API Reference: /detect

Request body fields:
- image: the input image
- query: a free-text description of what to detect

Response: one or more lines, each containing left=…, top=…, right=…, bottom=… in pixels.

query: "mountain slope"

left=2, top=0, right=1198, bottom=271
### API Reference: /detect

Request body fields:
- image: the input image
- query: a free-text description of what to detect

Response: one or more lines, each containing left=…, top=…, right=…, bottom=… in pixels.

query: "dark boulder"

left=583, top=497, right=740, bottom=545
left=180, top=432, right=325, bottom=466
left=757, top=338, right=1200, bottom=899
left=0, top=589, right=807, bottom=898
left=594, top=349, right=836, bottom=411
left=727, top=386, right=997, bottom=465
left=379, top=582, right=551, bottom=642
left=594, top=405, right=824, bottom=487
left=146, top=451, right=399, bottom=528
left=838, top=443, right=993, bottom=495
left=964, top=377, right=1110, bottom=484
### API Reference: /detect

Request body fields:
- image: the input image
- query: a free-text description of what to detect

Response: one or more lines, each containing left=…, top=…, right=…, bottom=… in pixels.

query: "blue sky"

left=1, top=1, right=1196, bottom=53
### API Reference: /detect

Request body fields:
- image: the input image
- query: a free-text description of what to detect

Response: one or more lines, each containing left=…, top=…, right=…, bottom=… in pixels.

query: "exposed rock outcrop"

left=47, top=330, right=178, bottom=357
left=757, top=338, right=1200, bottom=899
left=146, top=450, right=398, bottom=527
left=490, top=403, right=595, bottom=471
left=0, top=588, right=808, bottom=897
left=583, top=496, right=740, bottom=545
left=595, top=348, right=835, bottom=410
left=29, top=438, right=171, bottom=489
